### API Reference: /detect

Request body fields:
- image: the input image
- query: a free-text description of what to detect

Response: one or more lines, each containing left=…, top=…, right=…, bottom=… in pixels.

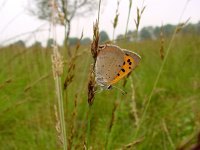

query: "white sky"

left=0, top=0, right=199, bottom=46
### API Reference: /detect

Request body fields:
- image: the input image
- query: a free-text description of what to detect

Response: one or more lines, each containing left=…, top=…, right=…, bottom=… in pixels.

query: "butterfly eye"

left=107, top=85, right=112, bottom=90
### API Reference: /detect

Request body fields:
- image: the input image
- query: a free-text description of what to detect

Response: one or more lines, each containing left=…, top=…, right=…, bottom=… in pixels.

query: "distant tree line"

left=8, top=21, right=200, bottom=48
left=118, top=21, right=200, bottom=41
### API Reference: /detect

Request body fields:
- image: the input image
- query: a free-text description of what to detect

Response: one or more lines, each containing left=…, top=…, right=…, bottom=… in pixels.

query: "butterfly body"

left=95, top=44, right=141, bottom=89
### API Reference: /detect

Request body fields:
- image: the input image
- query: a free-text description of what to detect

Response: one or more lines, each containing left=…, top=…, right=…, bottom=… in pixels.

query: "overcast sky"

left=0, top=0, right=199, bottom=46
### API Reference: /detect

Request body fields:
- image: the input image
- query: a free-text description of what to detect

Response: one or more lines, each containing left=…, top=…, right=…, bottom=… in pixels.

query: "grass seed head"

left=176, top=18, right=190, bottom=33
left=87, top=69, right=96, bottom=105
left=51, top=49, right=63, bottom=79
left=160, top=25, right=165, bottom=60
left=87, top=20, right=100, bottom=105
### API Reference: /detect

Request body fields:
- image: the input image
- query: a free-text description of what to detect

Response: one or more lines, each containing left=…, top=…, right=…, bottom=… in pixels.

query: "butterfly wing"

left=108, top=49, right=141, bottom=85
left=123, top=49, right=141, bottom=69
left=95, top=45, right=124, bottom=87
left=95, top=44, right=141, bottom=88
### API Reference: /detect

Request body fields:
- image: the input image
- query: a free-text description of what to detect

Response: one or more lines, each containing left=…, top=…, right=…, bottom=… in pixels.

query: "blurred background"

left=0, top=0, right=200, bottom=150
left=0, top=0, right=199, bottom=46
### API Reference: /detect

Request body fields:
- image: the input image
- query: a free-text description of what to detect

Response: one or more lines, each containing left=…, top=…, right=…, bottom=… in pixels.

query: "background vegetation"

left=0, top=0, right=200, bottom=150
left=1, top=30, right=200, bottom=149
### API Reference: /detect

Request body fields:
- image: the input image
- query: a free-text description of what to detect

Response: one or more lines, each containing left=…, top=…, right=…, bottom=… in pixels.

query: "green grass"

left=0, top=34, right=200, bottom=149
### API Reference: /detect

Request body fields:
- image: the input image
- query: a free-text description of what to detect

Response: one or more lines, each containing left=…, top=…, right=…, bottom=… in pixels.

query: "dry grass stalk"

left=2, top=49, right=28, bottom=71
left=117, top=136, right=144, bottom=150
left=189, top=131, right=200, bottom=150
left=159, top=25, right=165, bottom=60
left=162, top=119, right=175, bottom=149
left=87, top=67, right=96, bottom=105
left=134, top=6, right=146, bottom=33
left=51, top=0, right=67, bottom=149
left=64, top=32, right=83, bottom=90
left=91, top=21, right=99, bottom=60
left=130, top=77, right=139, bottom=127
left=76, top=121, right=88, bottom=150
left=176, top=130, right=200, bottom=150
left=54, top=104, right=63, bottom=145
left=67, top=94, right=78, bottom=150
left=48, top=1, right=65, bottom=25
left=0, top=78, right=12, bottom=90
left=105, top=101, right=119, bottom=149
left=24, top=73, right=51, bottom=92
left=0, top=98, right=32, bottom=116
left=112, top=0, right=120, bottom=41
left=51, top=46, right=63, bottom=79
left=58, top=11, right=65, bottom=25
left=87, top=21, right=100, bottom=105
left=109, top=101, right=119, bottom=131
left=125, top=0, right=132, bottom=37
left=176, top=18, right=190, bottom=33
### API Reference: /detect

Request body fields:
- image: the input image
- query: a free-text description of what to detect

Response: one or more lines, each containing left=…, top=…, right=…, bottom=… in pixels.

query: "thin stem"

left=112, top=28, right=115, bottom=41
left=162, top=119, right=175, bottom=149
left=97, top=0, right=102, bottom=24
left=51, top=0, right=67, bottom=149
left=86, top=105, right=92, bottom=149
left=56, top=77, right=67, bottom=150
left=125, top=0, right=132, bottom=38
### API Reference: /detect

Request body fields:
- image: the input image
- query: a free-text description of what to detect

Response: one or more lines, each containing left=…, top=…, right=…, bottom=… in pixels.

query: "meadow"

left=0, top=32, right=200, bottom=150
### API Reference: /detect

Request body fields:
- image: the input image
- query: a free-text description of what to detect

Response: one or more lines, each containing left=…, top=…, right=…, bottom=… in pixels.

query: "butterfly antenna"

left=112, top=85, right=127, bottom=95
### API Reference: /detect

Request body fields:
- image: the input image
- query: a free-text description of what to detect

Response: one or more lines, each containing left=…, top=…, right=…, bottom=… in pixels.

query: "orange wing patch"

left=109, top=54, right=135, bottom=85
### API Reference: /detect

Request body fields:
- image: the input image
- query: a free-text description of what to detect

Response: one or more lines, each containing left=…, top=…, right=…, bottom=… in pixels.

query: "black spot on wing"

left=127, top=59, right=130, bottom=62
left=129, top=62, right=132, bottom=65
left=121, top=68, right=125, bottom=72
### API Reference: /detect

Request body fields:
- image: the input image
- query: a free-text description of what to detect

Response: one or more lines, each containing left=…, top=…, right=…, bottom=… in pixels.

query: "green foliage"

left=0, top=34, right=200, bottom=149
left=100, top=30, right=110, bottom=43
left=30, top=41, right=42, bottom=48
left=81, top=37, right=91, bottom=45
left=125, top=21, right=200, bottom=41
left=46, top=38, right=54, bottom=48
left=140, top=27, right=153, bottom=40
left=10, top=40, right=26, bottom=48
left=68, top=37, right=79, bottom=46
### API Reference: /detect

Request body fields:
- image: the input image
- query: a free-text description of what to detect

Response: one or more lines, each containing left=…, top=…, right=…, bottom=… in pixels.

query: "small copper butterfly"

left=95, top=44, right=141, bottom=89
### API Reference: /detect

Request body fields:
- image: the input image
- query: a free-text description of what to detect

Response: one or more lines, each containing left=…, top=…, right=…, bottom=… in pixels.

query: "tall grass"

left=134, top=0, right=191, bottom=139
left=0, top=33, right=200, bottom=150
left=0, top=0, right=200, bottom=150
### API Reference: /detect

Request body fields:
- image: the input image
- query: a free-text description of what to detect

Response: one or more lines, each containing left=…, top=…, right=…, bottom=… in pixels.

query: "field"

left=0, top=34, right=200, bottom=150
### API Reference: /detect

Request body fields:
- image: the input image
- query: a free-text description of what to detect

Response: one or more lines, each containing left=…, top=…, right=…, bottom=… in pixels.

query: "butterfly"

left=95, top=44, right=141, bottom=89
